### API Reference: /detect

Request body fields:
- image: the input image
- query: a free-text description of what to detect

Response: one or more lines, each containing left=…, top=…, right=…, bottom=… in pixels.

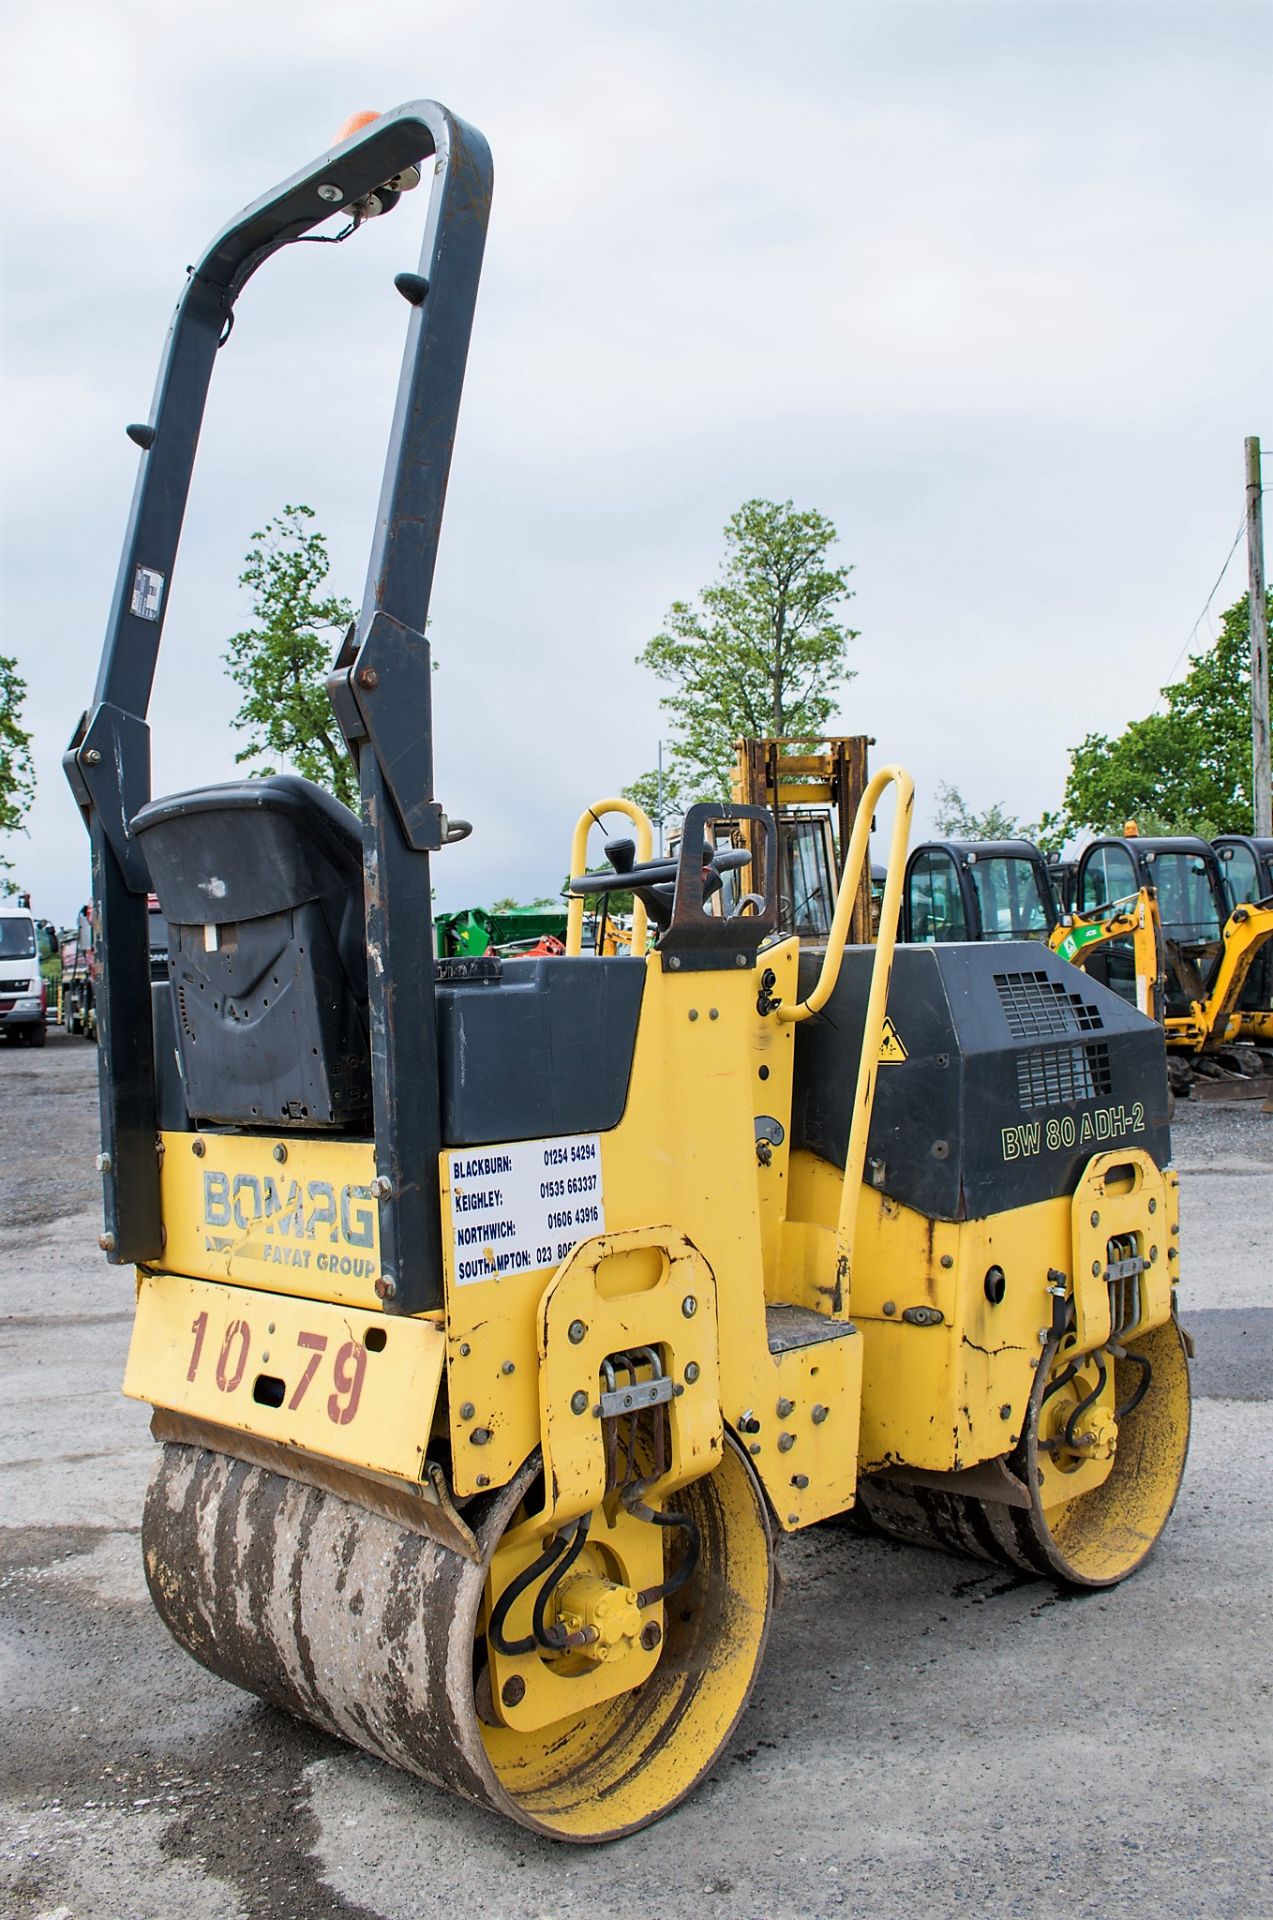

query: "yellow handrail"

left=777, top=764, right=913, bottom=1024
left=564, top=798, right=654, bottom=957
left=777, top=764, right=914, bottom=1311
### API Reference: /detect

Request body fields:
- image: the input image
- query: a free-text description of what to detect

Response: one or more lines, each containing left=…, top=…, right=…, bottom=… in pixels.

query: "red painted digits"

left=215, top=1318, right=250, bottom=1393
left=288, top=1329, right=328, bottom=1409
left=187, top=1310, right=209, bottom=1382
left=327, top=1340, right=367, bottom=1425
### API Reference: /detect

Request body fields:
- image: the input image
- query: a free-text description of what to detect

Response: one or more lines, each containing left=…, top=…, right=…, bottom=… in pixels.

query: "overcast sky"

left=2, top=0, right=1270, bottom=926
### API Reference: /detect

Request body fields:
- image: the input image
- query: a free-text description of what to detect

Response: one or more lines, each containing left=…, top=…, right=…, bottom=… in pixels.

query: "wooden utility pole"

left=1247, top=436, right=1270, bottom=835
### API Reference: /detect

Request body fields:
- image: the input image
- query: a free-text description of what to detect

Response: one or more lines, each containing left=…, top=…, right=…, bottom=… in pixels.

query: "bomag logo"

left=201, top=1171, right=378, bottom=1278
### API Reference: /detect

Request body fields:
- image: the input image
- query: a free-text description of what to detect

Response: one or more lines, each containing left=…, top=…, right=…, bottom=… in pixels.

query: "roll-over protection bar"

left=65, top=103, right=492, bottom=1312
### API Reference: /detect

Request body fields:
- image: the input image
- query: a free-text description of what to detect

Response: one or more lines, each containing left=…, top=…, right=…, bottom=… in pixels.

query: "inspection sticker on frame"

left=445, top=1134, right=606, bottom=1284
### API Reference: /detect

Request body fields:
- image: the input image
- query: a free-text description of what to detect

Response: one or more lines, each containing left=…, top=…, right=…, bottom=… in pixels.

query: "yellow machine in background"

left=730, top=735, right=875, bottom=942
left=902, top=830, right=1273, bottom=1080
left=1052, top=848, right=1273, bottom=1067
left=73, top=103, right=1192, bottom=1845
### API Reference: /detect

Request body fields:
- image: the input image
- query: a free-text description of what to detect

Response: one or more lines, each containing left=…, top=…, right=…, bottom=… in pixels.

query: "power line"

left=1156, top=512, right=1248, bottom=701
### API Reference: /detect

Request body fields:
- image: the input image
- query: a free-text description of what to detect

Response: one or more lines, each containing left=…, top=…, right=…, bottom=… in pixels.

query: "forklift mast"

left=731, top=736, right=873, bottom=942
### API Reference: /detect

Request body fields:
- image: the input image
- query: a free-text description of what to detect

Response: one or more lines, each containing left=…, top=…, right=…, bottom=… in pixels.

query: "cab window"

left=780, top=817, right=836, bottom=939
left=907, top=850, right=968, bottom=942
left=0, top=916, right=37, bottom=961
left=1218, top=844, right=1259, bottom=907
left=968, top=857, right=1052, bottom=940
left=1151, top=853, right=1222, bottom=946
left=1079, top=845, right=1137, bottom=913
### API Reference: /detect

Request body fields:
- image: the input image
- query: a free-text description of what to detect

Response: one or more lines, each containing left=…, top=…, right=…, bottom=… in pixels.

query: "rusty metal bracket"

left=341, top=609, right=445, bottom=851
left=534, top=1227, right=723, bottom=1532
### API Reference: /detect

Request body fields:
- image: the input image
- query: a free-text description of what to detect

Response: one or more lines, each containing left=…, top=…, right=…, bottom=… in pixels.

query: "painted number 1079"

left=185, top=1312, right=366, bottom=1425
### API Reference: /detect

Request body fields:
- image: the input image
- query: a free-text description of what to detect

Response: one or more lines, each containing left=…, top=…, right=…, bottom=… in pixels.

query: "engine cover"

left=791, top=941, right=1171, bottom=1221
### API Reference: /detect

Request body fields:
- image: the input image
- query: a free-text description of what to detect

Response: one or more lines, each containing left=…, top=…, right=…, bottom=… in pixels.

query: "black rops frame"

left=1074, top=836, right=1231, bottom=921
left=902, top=839, right=1058, bottom=943
left=65, top=103, right=493, bottom=1314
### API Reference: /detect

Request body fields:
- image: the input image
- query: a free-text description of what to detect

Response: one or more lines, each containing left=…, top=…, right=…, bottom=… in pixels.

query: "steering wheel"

left=731, top=891, right=766, bottom=919
left=569, top=846, right=752, bottom=896
left=570, top=845, right=753, bottom=934
left=569, top=856, right=679, bottom=896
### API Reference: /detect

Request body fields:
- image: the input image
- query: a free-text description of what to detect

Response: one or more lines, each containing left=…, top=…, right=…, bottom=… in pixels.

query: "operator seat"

left=133, top=775, right=647, bottom=1143
left=132, top=776, right=371, bottom=1128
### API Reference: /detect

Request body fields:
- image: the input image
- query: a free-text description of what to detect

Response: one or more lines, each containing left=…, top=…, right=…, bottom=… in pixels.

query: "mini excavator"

left=1060, top=835, right=1273, bottom=1062
left=1213, top=834, right=1273, bottom=1044
left=69, top=103, right=1191, bottom=1841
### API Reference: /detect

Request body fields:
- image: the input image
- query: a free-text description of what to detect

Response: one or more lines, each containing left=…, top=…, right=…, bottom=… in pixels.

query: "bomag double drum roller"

left=68, top=103, right=1191, bottom=1841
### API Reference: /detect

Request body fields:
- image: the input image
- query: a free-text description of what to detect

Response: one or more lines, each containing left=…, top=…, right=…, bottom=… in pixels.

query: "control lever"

left=604, top=836, right=637, bottom=874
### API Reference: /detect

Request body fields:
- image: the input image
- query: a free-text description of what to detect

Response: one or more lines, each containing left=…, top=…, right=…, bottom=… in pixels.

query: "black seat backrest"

left=132, top=776, right=370, bottom=1129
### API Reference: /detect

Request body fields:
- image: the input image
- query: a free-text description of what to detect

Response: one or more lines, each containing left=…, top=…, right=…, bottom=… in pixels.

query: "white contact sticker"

left=131, top=564, right=165, bottom=620
left=448, top=1134, right=604, bottom=1284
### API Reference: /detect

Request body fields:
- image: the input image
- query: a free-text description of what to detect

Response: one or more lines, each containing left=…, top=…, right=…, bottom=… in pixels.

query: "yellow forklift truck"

left=731, top=736, right=874, bottom=941
left=68, top=102, right=1190, bottom=1842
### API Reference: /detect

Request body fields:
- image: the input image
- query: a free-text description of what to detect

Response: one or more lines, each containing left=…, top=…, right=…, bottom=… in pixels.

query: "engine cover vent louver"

left=1016, top=1041, right=1113, bottom=1109
left=995, top=969, right=1103, bottom=1038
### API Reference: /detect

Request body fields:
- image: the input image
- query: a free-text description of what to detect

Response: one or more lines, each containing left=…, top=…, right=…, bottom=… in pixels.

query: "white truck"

left=0, top=901, right=52, bottom=1046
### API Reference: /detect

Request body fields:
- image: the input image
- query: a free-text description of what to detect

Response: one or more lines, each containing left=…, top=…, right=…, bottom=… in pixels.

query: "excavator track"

left=856, top=1316, right=1191, bottom=1588
left=143, top=1433, right=774, bottom=1842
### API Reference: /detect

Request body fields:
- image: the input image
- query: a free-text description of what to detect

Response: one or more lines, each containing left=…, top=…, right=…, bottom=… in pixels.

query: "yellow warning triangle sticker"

left=878, top=1017, right=908, bottom=1063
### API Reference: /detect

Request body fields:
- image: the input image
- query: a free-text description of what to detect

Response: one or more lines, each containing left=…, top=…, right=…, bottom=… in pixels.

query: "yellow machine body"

left=128, top=770, right=1180, bottom=1554
left=127, top=939, right=866, bottom=1537
left=125, top=767, right=1191, bottom=1838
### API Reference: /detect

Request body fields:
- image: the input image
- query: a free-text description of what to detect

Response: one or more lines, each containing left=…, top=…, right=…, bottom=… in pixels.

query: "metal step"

left=765, top=1303, right=857, bottom=1353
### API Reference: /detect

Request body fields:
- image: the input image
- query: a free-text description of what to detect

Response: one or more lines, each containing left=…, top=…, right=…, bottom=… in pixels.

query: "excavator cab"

left=1214, top=835, right=1273, bottom=907
left=1048, top=857, right=1078, bottom=915
left=1213, top=835, right=1273, bottom=1038
left=68, top=100, right=1192, bottom=1842
left=1075, top=837, right=1229, bottom=1016
left=902, top=839, right=1058, bottom=944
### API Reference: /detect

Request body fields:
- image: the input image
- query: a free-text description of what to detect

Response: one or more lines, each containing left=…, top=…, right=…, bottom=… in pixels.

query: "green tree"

left=630, top=498, right=858, bottom=802
left=933, top=783, right=1031, bottom=842
left=620, top=765, right=694, bottom=841
left=224, top=505, right=357, bottom=808
left=1049, top=592, right=1268, bottom=841
left=0, top=654, right=36, bottom=894
left=932, top=783, right=1062, bottom=858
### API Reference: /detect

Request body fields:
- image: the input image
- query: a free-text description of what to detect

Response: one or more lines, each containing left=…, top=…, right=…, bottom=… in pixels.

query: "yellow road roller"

left=66, top=102, right=1190, bottom=1841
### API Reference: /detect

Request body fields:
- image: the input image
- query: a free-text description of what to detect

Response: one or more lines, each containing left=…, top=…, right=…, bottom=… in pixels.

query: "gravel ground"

left=0, top=1029, right=102, bottom=1231
left=1, top=1035, right=1269, bottom=1920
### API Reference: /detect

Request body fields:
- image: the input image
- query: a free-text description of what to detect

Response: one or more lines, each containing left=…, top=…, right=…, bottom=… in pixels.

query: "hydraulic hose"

left=487, top=1528, right=576, bottom=1657
left=629, top=1503, right=701, bottom=1607
left=530, top=1514, right=595, bottom=1650
left=1063, top=1352, right=1109, bottom=1452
